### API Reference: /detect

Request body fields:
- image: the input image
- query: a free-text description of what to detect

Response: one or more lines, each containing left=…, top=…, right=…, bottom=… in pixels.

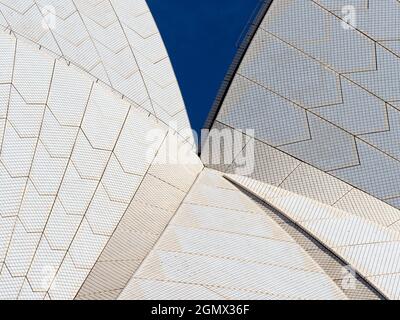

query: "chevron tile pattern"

left=0, top=26, right=202, bottom=299
left=225, top=173, right=400, bottom=299
left=118, top=169, right=347, bottom=300
left=3, top=0, right=400, bottom=301
left=212, top=0, right=400, bottom=210
left=0, top=0, right=191, bottom=135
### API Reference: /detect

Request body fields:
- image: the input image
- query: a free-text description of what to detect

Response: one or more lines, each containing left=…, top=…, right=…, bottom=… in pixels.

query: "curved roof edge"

left=0, top=0, right=193, bottom=140
left=202, top=0, right=274, bottom=134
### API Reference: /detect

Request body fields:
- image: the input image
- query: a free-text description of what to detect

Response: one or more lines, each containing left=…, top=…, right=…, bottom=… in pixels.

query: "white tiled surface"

left=119, top=169, right=346, bottom=300
left=0, top=27, right=201, bottom=300
left=226, top=174, right=400, bottom=299
left=3, top=0, right=400, bottom=301
left=211, top=0, right=400, bottom=211
left=0, top=0, right=192, bottom=136
left=76, top=137, right=203, bottom=300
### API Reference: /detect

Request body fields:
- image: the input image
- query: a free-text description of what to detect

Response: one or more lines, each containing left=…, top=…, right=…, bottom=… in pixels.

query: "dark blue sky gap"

left=146, top=0, right=262, bottom=134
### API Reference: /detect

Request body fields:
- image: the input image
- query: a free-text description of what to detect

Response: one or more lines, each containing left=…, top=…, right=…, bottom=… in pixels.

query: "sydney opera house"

left=0, top=0, right=400, bottom=300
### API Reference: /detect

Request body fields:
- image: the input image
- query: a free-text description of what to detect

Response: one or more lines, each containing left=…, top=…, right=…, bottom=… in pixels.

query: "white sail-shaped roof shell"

left=2, top=0, right=400, bottom=300
left=0, top=0, right=192, bottom=134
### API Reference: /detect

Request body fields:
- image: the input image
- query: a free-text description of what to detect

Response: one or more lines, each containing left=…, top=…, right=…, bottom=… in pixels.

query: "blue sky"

left=146, top=0, right=262, bottom=134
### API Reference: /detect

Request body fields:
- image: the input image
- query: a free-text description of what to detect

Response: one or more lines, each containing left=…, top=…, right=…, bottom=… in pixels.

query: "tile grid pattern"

left=226, top=173, right=400, bottom=299
left=75, top=135, right=203, bottom=300
left=0, top=0, right=193, bottom=139
left=0, top=27, right=200, bottom=299
left=235, top=184, right=383, bottom=300
left=209, top=0, right=400, bottom=210
left=3, top=0, right=400, bottom=300
left=118, top=169, right=347, bottom=300
left=202, top=121, right=400, bottom=232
